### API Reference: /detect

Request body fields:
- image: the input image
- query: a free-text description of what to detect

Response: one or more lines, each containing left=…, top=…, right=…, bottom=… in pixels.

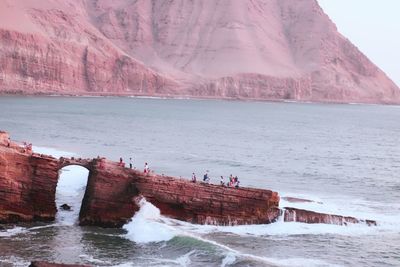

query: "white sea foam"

left=122, top=199, right=343, bottom=267
left=123, top=198, right=177, bottom=243
left=0, top=226, right=28, bottom=237
left=79, top=254, right=110, bottom=265
left=122, top=196, right=399, bottom=266
left=56, top=166, right=89, bottom=225
left=0, top=256, right=30, bottom=267
left=279, top=192, right=400, bottom=234
left=111, top=251, right=195, bottom=267
left=221, top=252, right=236, bottom=267
left=175, top=250, right=195, bottom=266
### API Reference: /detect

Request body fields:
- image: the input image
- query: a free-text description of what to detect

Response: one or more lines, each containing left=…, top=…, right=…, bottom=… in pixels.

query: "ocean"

left=0, top=96, right=399, bottom=266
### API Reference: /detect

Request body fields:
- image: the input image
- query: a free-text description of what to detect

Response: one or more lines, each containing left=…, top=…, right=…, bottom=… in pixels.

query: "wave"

left=0, top=227, right=28, bottom=237
left=123, top=198, right=178, bottom=243
left=0, top=256, right=30, bottom=267
left=121, top=199, right=355, bottom=267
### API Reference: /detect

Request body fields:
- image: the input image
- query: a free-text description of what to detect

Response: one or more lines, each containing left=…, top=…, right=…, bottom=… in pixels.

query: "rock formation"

left=283, top=207, right=377, bottom=226
left=0, top=131, right=280, bottom=226
left=0, top=131, right=59, bottom=222
left=60, top=204, right=71, bottom=211
left=79, top=161, right=280, bottom=227
left=0, top=131, right=376, bottom=227
left=0, top=0, right=399, bottom=103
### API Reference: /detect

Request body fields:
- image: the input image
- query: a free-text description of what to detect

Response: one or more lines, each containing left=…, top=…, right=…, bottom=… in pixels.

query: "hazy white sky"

left=318, top=0, right=400, bottom=86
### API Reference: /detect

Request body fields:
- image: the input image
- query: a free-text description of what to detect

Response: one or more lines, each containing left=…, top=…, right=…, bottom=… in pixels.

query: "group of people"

left=117, top=158, right=240, bottom=187
left=225, top=174, right=240, bottom=188
left=118, top=157, right=150, bottom=174
left=191, top=172, right=240, bottom=188
left=21, top=141, right=32, bottom=153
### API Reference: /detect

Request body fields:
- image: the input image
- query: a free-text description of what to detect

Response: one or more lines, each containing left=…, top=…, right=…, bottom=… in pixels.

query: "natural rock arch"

left=56, top=164, right=91, bottom=224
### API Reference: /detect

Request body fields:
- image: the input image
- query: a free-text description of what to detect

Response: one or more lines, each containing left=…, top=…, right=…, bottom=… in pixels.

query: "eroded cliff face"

left=0, top=132, right=59, bottom=222
left=0, top=1, right=178, bottom=95
left=79, top=160, right=281, bottom=227
left=0, top=0, right=398, bottom=103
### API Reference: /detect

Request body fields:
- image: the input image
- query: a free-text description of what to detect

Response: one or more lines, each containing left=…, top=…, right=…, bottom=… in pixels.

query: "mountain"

left=0, top=0, right=399, bottom=103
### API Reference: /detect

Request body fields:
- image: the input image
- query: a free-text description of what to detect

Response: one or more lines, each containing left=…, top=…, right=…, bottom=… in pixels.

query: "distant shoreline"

left=0, top=91, right=398, bottom=106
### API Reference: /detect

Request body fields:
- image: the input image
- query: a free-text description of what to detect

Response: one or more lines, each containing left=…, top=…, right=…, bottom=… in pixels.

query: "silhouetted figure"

left=203, top=172, right=209, bottom=182
left=129, top=157, right=133, bottom=169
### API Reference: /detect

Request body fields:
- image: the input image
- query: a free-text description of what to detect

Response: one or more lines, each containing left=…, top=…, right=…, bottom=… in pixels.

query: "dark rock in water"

left=60, top=204, right=71, bottom=211
left=365, top=220, right=377, bottom=226
left=283, top=207, right=377, bottom=226
left=29, top=261, right=92, bottom=267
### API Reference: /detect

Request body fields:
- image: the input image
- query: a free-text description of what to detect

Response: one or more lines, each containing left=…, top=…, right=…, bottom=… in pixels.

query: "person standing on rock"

left=220, top=176, right=225, bottom=186
left=129, top=157, right=133, bottom=169
left=192, top=172, right=197, bottom=183
left=144, top=162, right=149, bottom=173
left=228, top=174, right=233, bottom=187
left=203, top=171, right=209, bottom=182
left=234, top=176, right=240, bottom=188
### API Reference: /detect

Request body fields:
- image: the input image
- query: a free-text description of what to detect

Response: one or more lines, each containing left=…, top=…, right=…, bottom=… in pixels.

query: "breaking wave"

left=122, top=198, right=398, bottom=267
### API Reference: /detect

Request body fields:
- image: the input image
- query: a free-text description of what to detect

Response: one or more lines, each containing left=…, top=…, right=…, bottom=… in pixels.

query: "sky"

left=318, top=0, right=400, bottom=87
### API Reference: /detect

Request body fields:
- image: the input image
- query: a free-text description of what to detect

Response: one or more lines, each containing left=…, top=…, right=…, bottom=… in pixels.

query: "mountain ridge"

left=0, top=0, right=399, bottom=103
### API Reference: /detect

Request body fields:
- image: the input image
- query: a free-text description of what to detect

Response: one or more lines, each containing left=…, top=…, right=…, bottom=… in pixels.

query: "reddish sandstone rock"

left=0, top=132, right=58, bottom=223
left=79, top=161, right=281, bottom=227
left=0, top=0, right=398, bottom=103
left=0, top=134, right=281, bottom=227
left=283, top=207, right=377, bottom=226
left=29, top=261, right=91, bottom=267
left=0, top=132, right=377, bottom=228
left=0, top=137, right=59, bottom=223
left=0, top=131, right=94, bottom=223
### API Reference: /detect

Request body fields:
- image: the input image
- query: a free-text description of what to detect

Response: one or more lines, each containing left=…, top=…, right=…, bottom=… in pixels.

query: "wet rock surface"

left=60, top=204, right=71, bottom=211
left=283, top=207, right=377, bottom=226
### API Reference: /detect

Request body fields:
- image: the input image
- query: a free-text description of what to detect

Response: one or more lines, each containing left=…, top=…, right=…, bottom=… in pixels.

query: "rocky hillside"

left=0, top=0, right=399, bottom=103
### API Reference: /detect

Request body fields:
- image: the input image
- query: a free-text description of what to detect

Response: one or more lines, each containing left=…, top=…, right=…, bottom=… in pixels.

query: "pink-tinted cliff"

left=0, top=0, right=398, bottom=103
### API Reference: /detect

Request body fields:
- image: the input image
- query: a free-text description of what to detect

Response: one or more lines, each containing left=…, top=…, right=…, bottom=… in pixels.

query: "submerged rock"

left=283, top=207, right=377, bottom=226
left=60, top=204, right=71, bottom=211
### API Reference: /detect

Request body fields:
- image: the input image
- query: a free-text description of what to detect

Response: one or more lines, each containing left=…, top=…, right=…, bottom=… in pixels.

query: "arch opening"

left=56, top=165, right=89, bottom=225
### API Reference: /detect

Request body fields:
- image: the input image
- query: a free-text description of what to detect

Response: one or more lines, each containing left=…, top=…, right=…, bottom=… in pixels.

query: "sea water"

left=0, top=96, right=399, bottom=266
